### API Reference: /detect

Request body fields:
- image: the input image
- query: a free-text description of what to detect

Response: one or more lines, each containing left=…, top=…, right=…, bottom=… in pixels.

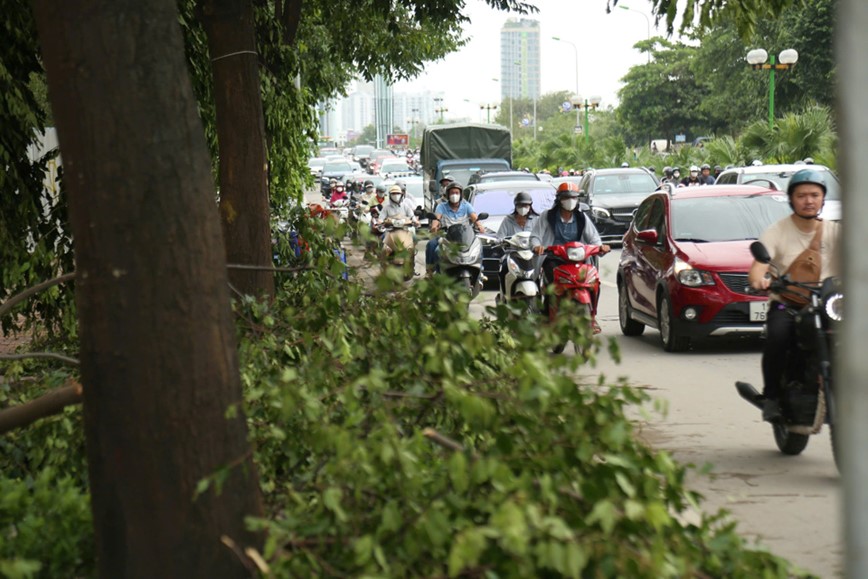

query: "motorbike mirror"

left=426, top=212, right=437, bottom=220
left=750, top=241, right=771, bottom=264
left=477, top=212, right=489, bottom=221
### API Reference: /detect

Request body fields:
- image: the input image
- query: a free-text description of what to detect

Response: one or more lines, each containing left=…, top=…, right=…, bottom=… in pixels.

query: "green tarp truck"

left=421, top=123, right=512, bottom=211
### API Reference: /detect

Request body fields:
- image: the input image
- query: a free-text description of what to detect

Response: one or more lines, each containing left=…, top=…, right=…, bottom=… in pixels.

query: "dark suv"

left=578, top=168, right=660, bottom=244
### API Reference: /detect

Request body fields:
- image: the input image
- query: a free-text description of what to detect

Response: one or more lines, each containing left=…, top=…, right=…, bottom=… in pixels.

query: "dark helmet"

left=556, top=181, right=580, bottom=199
left=663, top=166, right=672, bottom=176
left=364, top=180, right=374, bottom=188
left=787, top=169, right=827, bottom=197
left=445, top=182, right=464, bottom=195
left=514, top=191, right=533, bottom=206
left=375, top=183, right=387, bottom=195
left=714, top=165, right=722, bottom=172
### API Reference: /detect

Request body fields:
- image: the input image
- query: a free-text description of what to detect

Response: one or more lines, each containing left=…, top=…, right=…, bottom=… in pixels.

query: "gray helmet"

left=514, top=191, right=533, bottom=206
left=700, top=163, right=711, bottom=170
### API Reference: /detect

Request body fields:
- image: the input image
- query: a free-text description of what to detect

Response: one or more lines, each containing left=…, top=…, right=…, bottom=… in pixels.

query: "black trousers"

left=761, top=302, right=796, bottom=399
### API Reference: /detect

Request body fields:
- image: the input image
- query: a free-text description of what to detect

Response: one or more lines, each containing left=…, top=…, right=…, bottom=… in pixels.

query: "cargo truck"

left=420, top=123, right=512, bottom=212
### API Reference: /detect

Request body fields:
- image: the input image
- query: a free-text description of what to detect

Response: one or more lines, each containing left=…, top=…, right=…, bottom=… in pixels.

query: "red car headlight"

left=674, top=257, right=715, bottom=287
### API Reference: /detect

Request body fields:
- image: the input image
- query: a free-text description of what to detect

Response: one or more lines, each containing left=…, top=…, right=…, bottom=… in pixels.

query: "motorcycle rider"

left=530, top=182, right=610, bottom=332
left=699, top=164, right=715, bottom=185
left=671, top=166, right=682, bottom=184
left=329, top=181, right=348, bottom=203
left=426, top=182, right=485, bottom=276
left=713, top=165, right=723, bottom=180
left=497, top=191, right=537, bottom=238
left=747, top=169, right=841, bottom=422
left=661, top=166, right=674, bottom=184
left=379, top=185, right=420, bottom=230
left=680, top=165, right=703, bottom=187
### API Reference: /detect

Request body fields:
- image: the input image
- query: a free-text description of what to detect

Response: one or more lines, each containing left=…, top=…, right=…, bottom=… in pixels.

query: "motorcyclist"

left=661, top=166, right=674, bottom=184
left=713, top=165, right=723, bottom=180
left=680, top=165, right=702, bottom=187
left=379, top=184, right=420, bottom=230
left=329, top=181, right=348, bottom=203
left=530, top=182, right=610, bottom=332
left=747, top=169, right=841, bottom=422
left=671, top=167, right=682, bottom=183
left=426, top=182, right=484, bottom=276
left=699, top=164, right=715, bottom=185
left=497, top=191, right=537, bottom=238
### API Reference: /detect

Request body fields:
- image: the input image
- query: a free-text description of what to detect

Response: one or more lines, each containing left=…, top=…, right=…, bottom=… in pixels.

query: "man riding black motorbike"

left=747, top=168, right=841, bottom=421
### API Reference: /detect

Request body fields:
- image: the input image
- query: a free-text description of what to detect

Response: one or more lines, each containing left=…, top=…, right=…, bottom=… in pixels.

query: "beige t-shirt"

left=759, top=216, right=840, bottom=301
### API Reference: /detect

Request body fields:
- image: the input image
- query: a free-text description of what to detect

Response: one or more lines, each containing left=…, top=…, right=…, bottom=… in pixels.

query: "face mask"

left=449, top=193, right=461, bottom=204
left=390, top=194, right=402, bottom=203
left=560, top=199, right=578, bottom=212
left=516, top=206, right=530, bottom=216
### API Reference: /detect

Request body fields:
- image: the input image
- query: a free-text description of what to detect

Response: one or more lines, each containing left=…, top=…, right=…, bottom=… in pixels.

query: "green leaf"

left=448, top=452, right=468, bottom=493
left=586, top=500, right=618, bottom=534
left=447, top=528, right=487, bottom=577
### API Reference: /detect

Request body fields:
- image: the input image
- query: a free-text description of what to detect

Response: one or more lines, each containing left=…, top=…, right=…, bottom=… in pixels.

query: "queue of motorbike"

left=736, top=241, right=843, bottom=471
left=486, top=230, right=603, bottom=353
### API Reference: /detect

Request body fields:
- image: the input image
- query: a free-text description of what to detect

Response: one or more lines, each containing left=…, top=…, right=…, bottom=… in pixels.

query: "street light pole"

left=582, top=96, right=602, bottom=144
left=618, top=5, right=651, bottom=64
left=552, top=36, right=580, bottom=128
left=746, top=48, right=799, bottom=129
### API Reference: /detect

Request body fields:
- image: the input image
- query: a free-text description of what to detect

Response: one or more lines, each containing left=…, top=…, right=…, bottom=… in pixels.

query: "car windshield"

left=381, top=161, right=410, bottom=172
left=472, top=187, right=555, bottom=216
left=671, top=195, right=793, bottom=242
left=592, top=173, right=657, bottom=194
left=743, top=170, right=841, bottom=201
left=323, top=161, right=352, bottom=172
left=446, top=163, right=511, bottom=186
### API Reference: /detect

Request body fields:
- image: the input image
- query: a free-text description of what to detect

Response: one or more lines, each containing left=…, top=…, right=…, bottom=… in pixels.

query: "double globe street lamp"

left=746, top=48, right=799, bottom=129
left=570, top=95, right=602, bottom=143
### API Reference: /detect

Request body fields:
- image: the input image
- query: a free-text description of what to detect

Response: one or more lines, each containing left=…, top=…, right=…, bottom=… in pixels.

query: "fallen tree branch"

left=0, top=352, right=80, bottom=366
left=0, top=379, right=83, bottom=434
left=0, top=272, right=76, bottom=318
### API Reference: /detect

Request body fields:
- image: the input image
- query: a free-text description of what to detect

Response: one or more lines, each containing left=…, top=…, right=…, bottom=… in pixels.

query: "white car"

left=378, top=158, right=414, bottom=178
left=715, top=163, right=841, bottom=221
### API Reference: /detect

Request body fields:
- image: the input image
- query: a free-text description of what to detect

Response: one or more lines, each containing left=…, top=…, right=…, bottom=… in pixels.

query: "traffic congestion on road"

left=303, top=147, right=842, bottom=576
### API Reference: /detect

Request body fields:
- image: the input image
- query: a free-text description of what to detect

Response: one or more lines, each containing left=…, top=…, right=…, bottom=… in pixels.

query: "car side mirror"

left=636, top=229, right=659, bottom=245
left=429, top=181, right=438, bottom=193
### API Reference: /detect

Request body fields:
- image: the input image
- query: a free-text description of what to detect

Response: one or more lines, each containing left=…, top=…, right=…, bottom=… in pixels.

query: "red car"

left=617, top=184, right=793, bottom=351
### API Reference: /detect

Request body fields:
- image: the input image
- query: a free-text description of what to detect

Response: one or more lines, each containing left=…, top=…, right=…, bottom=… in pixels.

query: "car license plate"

left=750, top=301, right=769, bottom=322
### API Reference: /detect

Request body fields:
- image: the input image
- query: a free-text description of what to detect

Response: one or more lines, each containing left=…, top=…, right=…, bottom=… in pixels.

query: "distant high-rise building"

left=500, top=18, right=540, bottom=101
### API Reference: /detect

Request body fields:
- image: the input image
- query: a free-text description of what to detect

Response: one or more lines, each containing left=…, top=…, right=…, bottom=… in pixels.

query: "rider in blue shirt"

left=426, top=182, right=485, bottom=276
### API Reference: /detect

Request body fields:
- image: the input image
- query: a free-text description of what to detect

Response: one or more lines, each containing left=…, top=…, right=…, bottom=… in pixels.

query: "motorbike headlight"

left=566, top=246, right=586, bottom=262
left=674, top=257, right=714, bottom=287
left=507, top=257, right=521, bottom=276
left=824, top=293, right=843, bottom=322
left=592, top=207, right=611, bottom=220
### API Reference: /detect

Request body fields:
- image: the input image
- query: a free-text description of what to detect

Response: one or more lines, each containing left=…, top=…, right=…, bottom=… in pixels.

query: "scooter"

left=493, top=231, right=540, bottom=313
left=540, top=241, right=604, bottom=354
left=376, top=217, right=417, bottom=281
left=735, top=241, right=842, bottom=471
left=434, top=213, right=489, bottom=300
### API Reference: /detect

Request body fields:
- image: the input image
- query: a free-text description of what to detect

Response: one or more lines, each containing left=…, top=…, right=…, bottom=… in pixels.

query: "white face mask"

left=390, top=194, right=402, bottom=203
left=560, top=199, right=578, bottom=212
left=516, top=206, right=530, bottom=216
left=449, top=193, right=461, bottom=204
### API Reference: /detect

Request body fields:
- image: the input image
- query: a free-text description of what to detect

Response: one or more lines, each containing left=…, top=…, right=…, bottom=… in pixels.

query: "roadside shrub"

left=237, top=265, right=804, bottom=578
left=0, top=469, right=94, bottom=578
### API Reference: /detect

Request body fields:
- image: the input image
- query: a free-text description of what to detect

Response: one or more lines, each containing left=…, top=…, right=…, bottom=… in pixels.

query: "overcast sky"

left=394, top=0, right=669, bottom=121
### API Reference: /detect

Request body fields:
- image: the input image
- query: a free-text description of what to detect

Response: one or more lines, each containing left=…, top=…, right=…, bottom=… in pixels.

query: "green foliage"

left=737, top=105, right=836, bottom=166
left=230, top=256, right=806, bottom=577
left=616, top=0, right=802, bottom=37
left=0, top=2, right=75, bottom=337
left=0, top=469, right=94, bottom=578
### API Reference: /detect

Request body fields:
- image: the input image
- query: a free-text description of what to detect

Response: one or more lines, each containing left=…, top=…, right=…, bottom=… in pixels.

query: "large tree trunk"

left=31, top=0, right=264, bottom=576
left=200, top=0, right=275, bottom=299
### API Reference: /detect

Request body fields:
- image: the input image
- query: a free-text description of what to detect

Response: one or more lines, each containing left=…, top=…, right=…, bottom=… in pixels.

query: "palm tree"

left=738, top=105, right=836, bottom=164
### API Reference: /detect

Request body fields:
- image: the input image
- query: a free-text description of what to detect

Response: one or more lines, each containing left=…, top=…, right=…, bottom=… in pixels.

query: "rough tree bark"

left=31, top=0, right=264, bottom=575
left=200, top=0, right=275, bottom=299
